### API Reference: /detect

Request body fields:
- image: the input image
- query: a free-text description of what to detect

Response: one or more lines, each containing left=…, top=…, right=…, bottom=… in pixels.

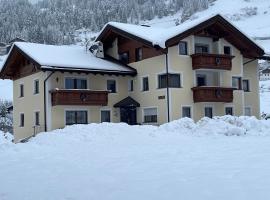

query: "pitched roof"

left=0, top=42, right=136, bottom=79
left=114, top=96, right=140, bottom=108
left=96, top=14, right=265, bottom=58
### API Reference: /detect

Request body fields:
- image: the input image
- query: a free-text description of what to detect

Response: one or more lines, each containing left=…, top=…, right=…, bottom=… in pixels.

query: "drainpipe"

left=165, top=50, right=170, bottom=123
left=44, top=70, right=55, bottom=132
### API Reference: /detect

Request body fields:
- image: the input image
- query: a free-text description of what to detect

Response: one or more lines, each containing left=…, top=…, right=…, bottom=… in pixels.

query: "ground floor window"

left=182, top=106, right=191, bottom=118
left=225, top=107, right=234, bottom=115
left=20, top=113, right=24, bottom=127
left=101, top=110, right=111, bottom=122
left=244, top=107, right=252, bottom=116
left=35, top=111, right=40, bottom=126
left=66, top=111, right=88, bottom=125
left=204, top=107, right=213, bottom=118
left=143, top=108, right=157, bottom=123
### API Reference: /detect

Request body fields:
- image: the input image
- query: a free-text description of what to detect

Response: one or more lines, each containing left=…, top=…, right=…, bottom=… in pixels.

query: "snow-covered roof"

left=12, top=42, right=135, bottom=73
left=97, top=14, right=264, bottom=51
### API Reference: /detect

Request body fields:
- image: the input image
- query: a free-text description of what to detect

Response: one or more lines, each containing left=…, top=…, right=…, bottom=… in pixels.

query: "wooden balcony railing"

left=191, top=87, right=234, bottom=103
left=191, top=53, right=234, bottom=70
left=50, top=89, right=109, bottom=106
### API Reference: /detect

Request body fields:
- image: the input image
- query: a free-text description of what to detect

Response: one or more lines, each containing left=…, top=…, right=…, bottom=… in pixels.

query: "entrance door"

left=120, top=107, right=137, bottom=125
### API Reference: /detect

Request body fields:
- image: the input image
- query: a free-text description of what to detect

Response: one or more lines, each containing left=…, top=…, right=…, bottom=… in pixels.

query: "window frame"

left=33, top=79, right=39, bottom=95
left=135, top=47, right=143, bottom=62
left=65, top=110, right=88, bottom=126
left=128, top=79, right=134, bottom=92
left=204, top=106, right=213, bottom=118
left=34, top=111, right=40, bottom=126
left=232, top=76, right=242, bottom=90
left=143, top=107, right=158, bottom=124
left=64, top=77, right=88, bottom=90
left=224, top=46, right=232, bottom=55
left=225, top=106, right=234, bottom=116
left=20, top=113, right=24, bottom=127
left=242, top=79, right=250, bottom=92
left=19, top=84, right=24, bottom=98
left=100, top=110, right=111, bottom=123
left=179, top=41, right=188, bottom=55
left=158, top=73, right=181, bottom=89
left=107, top=79, right=117, bottom=93
left=195, top=43, right=209, bottom=54
left=142, top=76, right=149, bottom=92
left=182, top=106, right=192, bottom=118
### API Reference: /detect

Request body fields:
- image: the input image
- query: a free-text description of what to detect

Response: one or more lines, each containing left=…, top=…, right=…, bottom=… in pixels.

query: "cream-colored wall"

left=243, top=59, right=260, bottom=118
left=48, top=72, right=129, bottom=130
left=13, top=71, right=46, bottom=143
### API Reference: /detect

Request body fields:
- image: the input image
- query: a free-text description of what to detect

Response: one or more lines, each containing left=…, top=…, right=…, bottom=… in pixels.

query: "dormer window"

left=119, top=52, right=129, bottom=64
left=135, top=47, right=143, bottom=61
left=195, top=44, right=209, bottom=54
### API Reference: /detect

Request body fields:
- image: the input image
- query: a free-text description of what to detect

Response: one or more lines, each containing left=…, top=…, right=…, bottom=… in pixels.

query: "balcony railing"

left=50, top=89, right=109, bottom=106
left=191, top=87, right=234, bottom=103
left=191, top=53, right=234, bottom=70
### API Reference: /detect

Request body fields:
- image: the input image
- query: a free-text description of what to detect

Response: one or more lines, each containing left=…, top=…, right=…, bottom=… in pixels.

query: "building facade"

left=0, top=14, right=266, bottom=142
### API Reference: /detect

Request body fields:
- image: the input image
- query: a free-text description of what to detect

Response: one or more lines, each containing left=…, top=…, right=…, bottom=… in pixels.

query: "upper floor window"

left=142, top=77, right=149, bottom=91
left=20, top=113, right=24, bottom=127
left=65, top=78, right=87, bottom=89
left=242, top=80, right=250, bottom=92
left=128, top=80, right=134, bottom=92
left=34, top=79, right=39, bottom=94
left=158, top=73, right=181, bottom=88
left=195, top=44, right=209, bottom=54
left=119, top=51, right=129, bottom=64
left=232, top=77, right=242, bottom=90
left=224, top=46, right=231, bottom=55
left=179, top=41, right=188, bottom=55
left=107, top=80, right=116, bottom=93
left=135, top=47, right=143, bottom=61
left=19, top=84, right=24, bottom=98
left=144, top=108, right=157, bottom=123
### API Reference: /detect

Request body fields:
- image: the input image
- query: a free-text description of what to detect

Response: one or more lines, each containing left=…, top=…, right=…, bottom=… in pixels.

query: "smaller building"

left=260, top=67, right=270, bottom=80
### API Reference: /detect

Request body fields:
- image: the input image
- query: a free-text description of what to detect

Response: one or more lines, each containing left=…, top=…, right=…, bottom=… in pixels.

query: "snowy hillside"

left=1, top=116, right=270, bottom=200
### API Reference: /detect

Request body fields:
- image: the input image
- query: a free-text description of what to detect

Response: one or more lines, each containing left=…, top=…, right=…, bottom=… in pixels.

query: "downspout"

left=165, top=50, right=170, bottom=123
left=44, top=70, right=55, bottom=132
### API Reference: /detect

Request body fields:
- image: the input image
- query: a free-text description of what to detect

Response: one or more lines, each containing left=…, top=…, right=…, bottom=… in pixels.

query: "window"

left=182, top=107, right=191, bottom=118
left=101, top=110, right=111, bottom=122
left=244, top=107, right=251, bottom=116
left=35, top=111, right=40, bottom=126
left=158, top=74, right=181, bottom=88
left=107, top=80, right=116, bottom=93
left=224, top=46, right=231, bottom=55
left=119, top=52, right=129, bottom=64
left=65, top=78, right=87, bottom=89
left=225, top=107, right=233, bottom=115
left=19, top=84, right=24, bottom=97
left=232, top=77, right=242, bottom=90
left=128, top=80, right=134, bottom=92
left=179, top=41, right=188, bottom=55
left=135, top=47, right=143, bottom=61
left=205, top=107, right=213, bottom=118
left=144, top=108, right=157, bottom=123
left=142, top=77, right=149, bottom=91
left=196, top=74, right=206, bottom=87
left=66, top=111, right=88, bottom=125
left=195, top=44, right=209, bottom=54
left=34, top=79, right=39, bottom=94
left=20, top=113, right=24, bottom=127
left=243, top=80, right=250, bottom=92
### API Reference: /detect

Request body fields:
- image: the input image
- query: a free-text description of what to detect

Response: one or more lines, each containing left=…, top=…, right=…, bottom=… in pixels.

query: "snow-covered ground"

left=1, top=116, right=270, bottom=200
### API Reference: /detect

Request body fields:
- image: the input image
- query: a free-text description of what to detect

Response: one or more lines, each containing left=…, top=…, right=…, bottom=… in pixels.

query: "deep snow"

left=1, top=116, right=270, bottom=200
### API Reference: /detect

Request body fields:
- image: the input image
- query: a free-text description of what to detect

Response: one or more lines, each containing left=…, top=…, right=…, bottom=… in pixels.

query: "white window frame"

left=33, top=79, right=40, bottom=95
left=100, top=109, right=112, bottom=123
left=106, top=78, right=118, bottom=94
left=142, top=107, right=158, bottom=124
left=141, top=75, right=150, bottom=92
left=181, top=105, right=193, bottom=118
left=178, top=41, right=189, bottom=56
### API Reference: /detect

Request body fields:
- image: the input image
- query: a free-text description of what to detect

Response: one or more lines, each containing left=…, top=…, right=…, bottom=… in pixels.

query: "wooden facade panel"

left=192, top=87, right=234, bottom=103
left=191, top=54, right=234, bottom=70
left=50, top=89, right=109, bottom=106
left=118, top=37, right=163, bottom=63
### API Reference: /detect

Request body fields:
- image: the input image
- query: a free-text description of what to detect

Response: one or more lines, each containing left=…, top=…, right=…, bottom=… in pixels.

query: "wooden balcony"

left=191, top=53, right=234, bottom=70
left=192, top=87, right=234, bottom=103
left=50, top=89, right=109, bottom=106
